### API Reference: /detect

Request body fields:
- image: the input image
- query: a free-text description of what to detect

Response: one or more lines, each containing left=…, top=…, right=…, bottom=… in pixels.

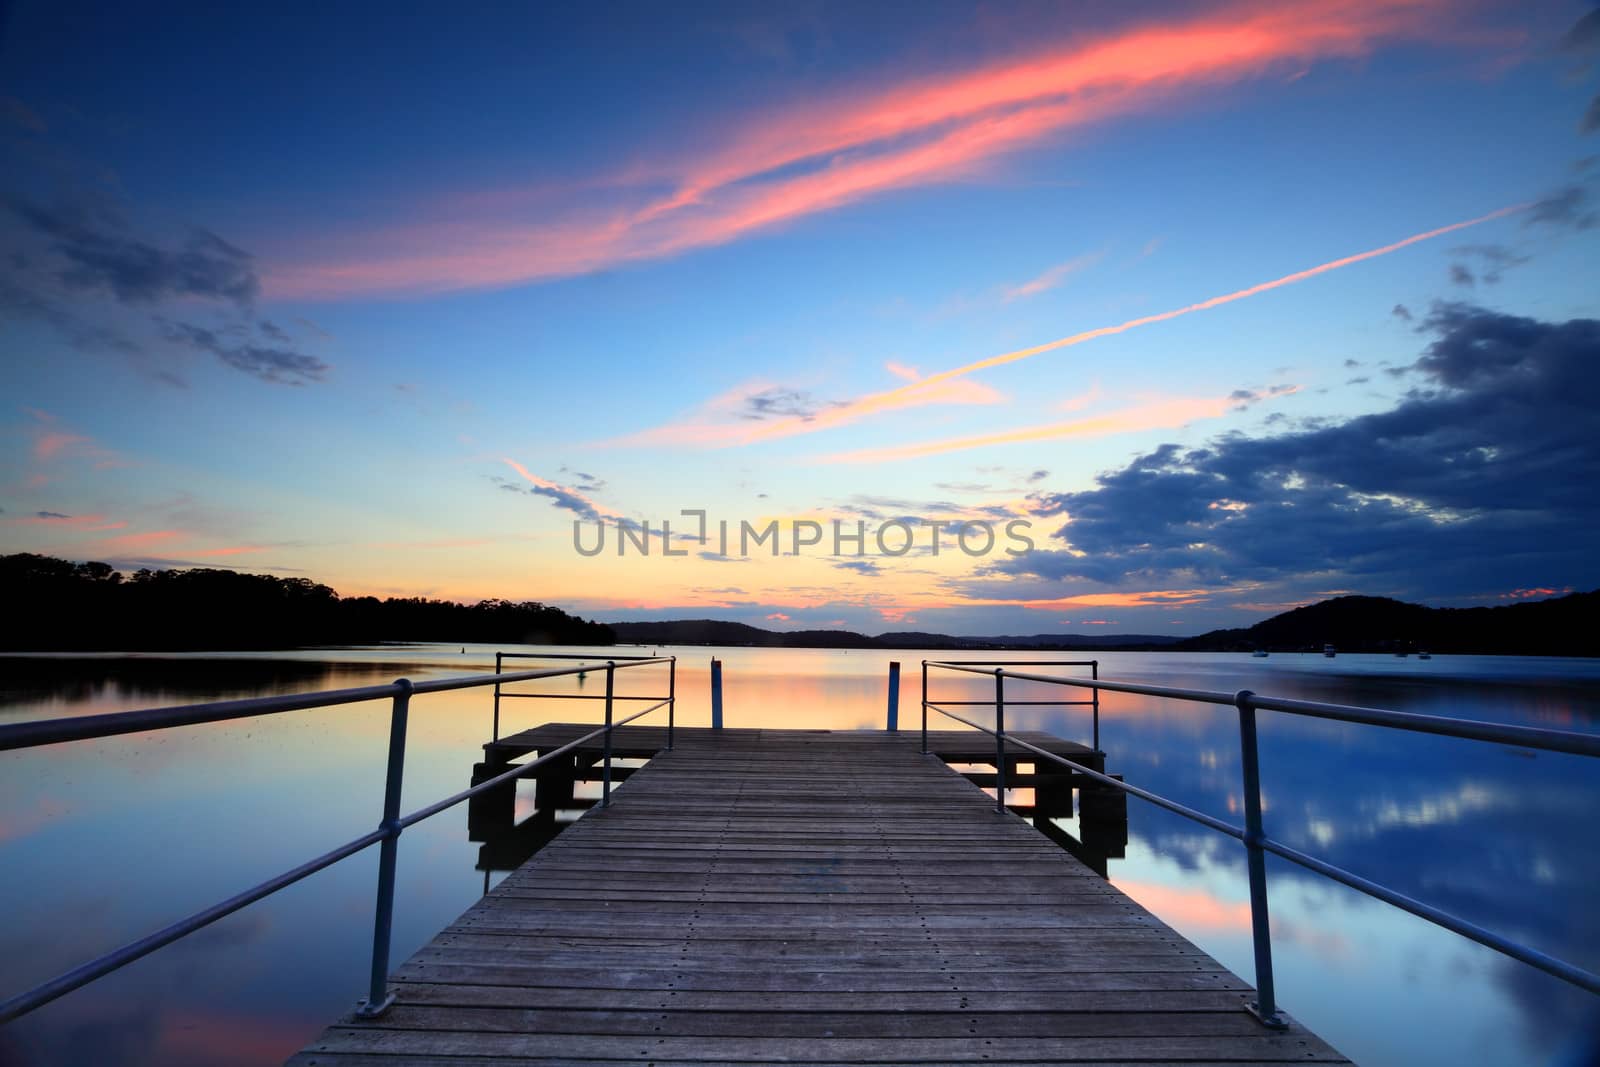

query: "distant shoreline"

left=6, top=553, right=1595, bottom=658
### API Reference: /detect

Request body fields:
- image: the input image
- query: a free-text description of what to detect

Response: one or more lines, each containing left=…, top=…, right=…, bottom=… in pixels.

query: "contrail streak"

left=747, top=202, right=1525, bottom=441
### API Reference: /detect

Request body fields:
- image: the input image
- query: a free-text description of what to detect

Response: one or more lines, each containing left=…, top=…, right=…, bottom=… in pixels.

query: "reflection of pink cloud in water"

left=1117, top=878, right=1351, bottom=960
left=0, top=794, right=70, bottom=843
left=156, top=1008, right=320, bottom=1066
left=1117, top=879, right=1253, bottom=930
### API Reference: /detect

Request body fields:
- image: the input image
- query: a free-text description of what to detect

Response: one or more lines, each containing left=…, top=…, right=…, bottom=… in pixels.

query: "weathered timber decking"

left=288, top=729, right=1349, bottom=1066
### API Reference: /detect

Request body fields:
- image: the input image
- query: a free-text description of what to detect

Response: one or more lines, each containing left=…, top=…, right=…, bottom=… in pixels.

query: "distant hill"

left=614, top=591, right=1599, bottom=656
left=1176, top=591, right=1600, bottom=656
left=871, top=631, right=1183, bottom=650
left=609, top=619, right=874, bottom=648
left=609, top=620, right=1181, bottom=651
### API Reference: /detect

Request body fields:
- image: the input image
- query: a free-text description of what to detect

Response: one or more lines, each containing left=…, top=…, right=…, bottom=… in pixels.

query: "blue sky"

left=3, top=0, right=1598, bottom=635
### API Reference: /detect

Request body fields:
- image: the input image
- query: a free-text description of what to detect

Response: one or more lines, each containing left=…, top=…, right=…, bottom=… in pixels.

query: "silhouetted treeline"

left=0, top=553, right=615, bottom=650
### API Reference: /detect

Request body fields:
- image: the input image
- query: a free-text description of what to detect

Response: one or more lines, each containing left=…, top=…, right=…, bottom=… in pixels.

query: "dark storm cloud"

left=492, top=476, right=604, bottom=521
left=1525, top=184, right=1598, bottom=230
left=6, top=194, right=258, bottom=306
left=162, top=321, right=329, bottom=386
left=741, top=386, right=843, bottom=421
left=840, top=493, right=1013, bottom=523
left=1000, top=305, right=1599, bottom=600
left=1560, top=8, right=1600, bottom=133
left=558, top=467, right=606, bottom=492
left=1, top=181, right=335, bottom=386
left=1564, top=7, right=1600, bottom=52
left=1449, top=244, right=1528, bottom=286
left=0, top=274, right=143, bottom=356
left=1227, top=383, right=1297, bottom=411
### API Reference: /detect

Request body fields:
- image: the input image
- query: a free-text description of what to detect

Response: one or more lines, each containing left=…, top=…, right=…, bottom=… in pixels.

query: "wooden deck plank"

left=288, top=728, right=1349, bottom=1066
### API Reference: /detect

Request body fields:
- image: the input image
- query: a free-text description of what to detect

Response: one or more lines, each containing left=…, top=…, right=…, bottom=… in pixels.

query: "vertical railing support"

left=1235, top=688, right=1287, bottom=1029
left=920, top=661, right=929, bottom=754
left=887, top=661, right=900, bottom=732
left=355, top=677, right=411, bottom=1019
left=710, top=658, right=723, bottom=730
left=601, top=661, right=615, bottom=808
left=993, top=669, right=1007, bottom=813
left=1091, top=659, right=1100, bottom=753
left=492, top=651, right=502, bottom=743
left=667, top=656, right=677, bottom=751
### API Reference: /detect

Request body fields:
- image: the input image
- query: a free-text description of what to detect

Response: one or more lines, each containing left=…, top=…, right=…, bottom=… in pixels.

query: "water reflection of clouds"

left=4, top=646, right=1597, bottom=1067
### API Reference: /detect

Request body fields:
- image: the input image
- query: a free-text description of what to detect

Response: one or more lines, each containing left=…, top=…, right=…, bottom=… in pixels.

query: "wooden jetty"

left=288, top=727, right=1349, bottom=1065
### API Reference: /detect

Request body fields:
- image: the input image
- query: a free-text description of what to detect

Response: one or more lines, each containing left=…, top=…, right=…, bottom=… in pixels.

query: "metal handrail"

left=921, top=659, right=1101, bottom=752
left=919, top=659, right=1600, bottom=1028
left=0, top=654, right=677, bottom=1024
left=490, top=651, right=668, bottom=741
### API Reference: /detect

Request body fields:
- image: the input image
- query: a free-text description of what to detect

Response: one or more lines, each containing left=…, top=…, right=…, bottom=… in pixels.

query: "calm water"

left=1, top=645, right=1597, bottom=1066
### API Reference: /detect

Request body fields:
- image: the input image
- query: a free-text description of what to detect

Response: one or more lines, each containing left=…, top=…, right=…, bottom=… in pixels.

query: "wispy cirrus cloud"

left=15, top=410, right=128, bottom=489
left=604, top=368, right=1001, bottom=449
left=1004, top=250, right=1103, bottom=301
left=738, top=203, right=1525, bottom=445
left=263, top=0, right=1457, bottom=299
left=816, top=392, right=1259, bottom=465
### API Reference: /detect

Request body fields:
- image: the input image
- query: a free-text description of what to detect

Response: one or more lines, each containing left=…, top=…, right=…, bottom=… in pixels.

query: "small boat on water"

left=1323, top=644, right=1336, bottom=658
left=1418, top=650, right=1432, bottom=660
left=1251, top=649, right=1269, bottom=658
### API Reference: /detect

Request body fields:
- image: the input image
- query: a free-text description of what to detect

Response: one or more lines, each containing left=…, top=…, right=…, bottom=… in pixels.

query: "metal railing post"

left=602, top=661, right=615, bottom=808
left=920, top=661, right=929, bottom=754
left=1235, top=689, right=1286, bottom=1029
left=993, top=669, right=1007, bottom=813
left=887, top=661, right=900, bottom=732
left=667, top=656, right=676, bottom=751
left=355, top=678, right=411, bottom=1019
left=492, top=652, right=502, bottom=742
left=1091, top=659, right=1100, bottom=752
left=710, top=658, right=723, bottom=730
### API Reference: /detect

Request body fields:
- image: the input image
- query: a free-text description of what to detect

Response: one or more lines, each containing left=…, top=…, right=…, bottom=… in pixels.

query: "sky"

left=2, top=0, right=1598, bottom=636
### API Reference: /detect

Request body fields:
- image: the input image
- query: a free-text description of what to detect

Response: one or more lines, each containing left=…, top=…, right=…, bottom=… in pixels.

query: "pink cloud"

left=32, top=431, right=89, bottom=462
left=188, top=545, right=272, bottom=557
left=83, top=529, right=184, bottom=553
left=262, top=0, right=1457, bottom=299
left=22, top=410, right=128, bottom=471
